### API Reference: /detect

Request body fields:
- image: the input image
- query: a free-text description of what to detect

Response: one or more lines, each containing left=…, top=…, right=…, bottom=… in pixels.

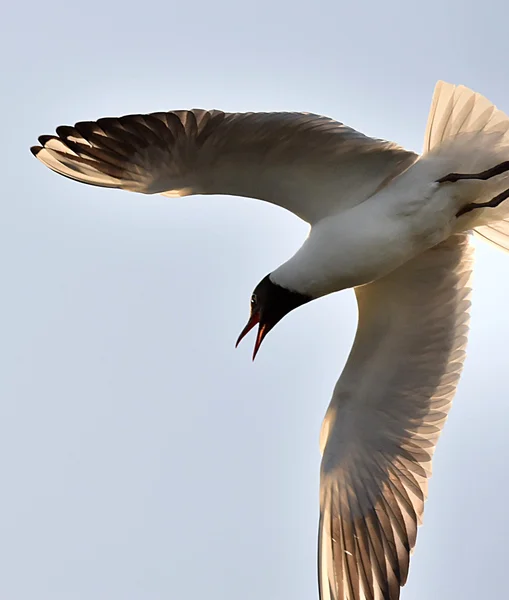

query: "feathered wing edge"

left=31, top=109, right=418, bottom=224
left=318, top=233, right=474, bottom=600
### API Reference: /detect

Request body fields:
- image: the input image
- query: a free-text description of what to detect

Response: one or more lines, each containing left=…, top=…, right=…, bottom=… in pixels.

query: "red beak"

left=236, top=312, right=269, bottom=360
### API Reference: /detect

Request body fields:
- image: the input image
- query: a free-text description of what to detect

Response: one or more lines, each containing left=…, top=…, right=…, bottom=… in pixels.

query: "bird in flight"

left=32, top=81, right=509, bottom=599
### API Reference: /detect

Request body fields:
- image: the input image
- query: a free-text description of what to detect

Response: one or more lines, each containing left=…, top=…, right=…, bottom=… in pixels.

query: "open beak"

left=235, top=312, right=269, bottom=360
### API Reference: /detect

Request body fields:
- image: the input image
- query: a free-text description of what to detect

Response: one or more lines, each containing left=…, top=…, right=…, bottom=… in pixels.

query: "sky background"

left=3, top=1, right=509, bottom=599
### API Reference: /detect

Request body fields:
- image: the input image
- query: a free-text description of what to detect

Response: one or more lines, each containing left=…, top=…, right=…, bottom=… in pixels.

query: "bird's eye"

left=250, top=294, right=257, bottom=306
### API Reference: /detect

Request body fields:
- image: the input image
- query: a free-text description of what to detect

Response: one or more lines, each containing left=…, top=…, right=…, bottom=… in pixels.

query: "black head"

left=235, top=274, right=312, bottom=360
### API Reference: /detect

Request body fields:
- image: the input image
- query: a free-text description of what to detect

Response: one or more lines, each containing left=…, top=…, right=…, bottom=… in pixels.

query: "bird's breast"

left=273, top=183, right=459, bottom=298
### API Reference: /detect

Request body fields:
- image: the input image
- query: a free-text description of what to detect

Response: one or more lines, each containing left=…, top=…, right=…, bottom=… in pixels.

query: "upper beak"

left=235, top=312, right=269, bottom=360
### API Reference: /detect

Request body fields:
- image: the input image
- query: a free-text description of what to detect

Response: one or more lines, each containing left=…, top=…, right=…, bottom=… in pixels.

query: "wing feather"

left=319, top=233, right=474, bottom=599
left=32, top=110, right=417, bottom=223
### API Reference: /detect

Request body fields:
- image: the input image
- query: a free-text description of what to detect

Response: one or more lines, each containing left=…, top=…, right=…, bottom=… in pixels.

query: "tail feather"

left=425, top=81, right=509, bottom=252
left=475, top=221, right=509, bottom=252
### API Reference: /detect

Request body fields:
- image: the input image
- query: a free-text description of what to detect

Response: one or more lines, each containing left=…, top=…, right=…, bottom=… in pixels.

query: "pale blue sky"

left=3, top=1, right=509, bottom=599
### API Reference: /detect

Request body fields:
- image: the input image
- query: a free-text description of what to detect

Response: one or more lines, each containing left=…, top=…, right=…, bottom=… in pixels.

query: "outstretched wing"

left=318, top=233, right=473, bottom=600
left=31, top=110, right=417, bottom=223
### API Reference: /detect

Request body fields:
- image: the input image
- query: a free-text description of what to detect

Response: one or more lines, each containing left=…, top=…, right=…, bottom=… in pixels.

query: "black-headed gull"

left=32, top=81, right=509, bottom=600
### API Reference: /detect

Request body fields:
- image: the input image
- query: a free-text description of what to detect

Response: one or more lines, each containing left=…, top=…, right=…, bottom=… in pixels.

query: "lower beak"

left=235, top=312, right=269, bottom=360
left=252, top=323, right=268, bottom=360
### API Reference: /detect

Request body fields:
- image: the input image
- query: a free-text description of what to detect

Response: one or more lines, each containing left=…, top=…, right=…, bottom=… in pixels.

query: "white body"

left=272, top=178, right=457, bottom=295
left=273, top=127, right=509, bottom=298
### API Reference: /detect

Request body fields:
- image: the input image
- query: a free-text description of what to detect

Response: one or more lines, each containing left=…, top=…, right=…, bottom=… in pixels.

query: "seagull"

left=32, top=81, right=509, bottom=600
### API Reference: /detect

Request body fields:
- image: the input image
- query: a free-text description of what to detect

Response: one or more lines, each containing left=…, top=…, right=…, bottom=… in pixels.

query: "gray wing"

left=31, top=110, right=417, bottom=223
left=318, top=233, right=474, bottom=600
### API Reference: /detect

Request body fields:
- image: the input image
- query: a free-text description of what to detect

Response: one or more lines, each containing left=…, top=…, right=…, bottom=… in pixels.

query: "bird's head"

left=236, top=274, right=312, bottom=360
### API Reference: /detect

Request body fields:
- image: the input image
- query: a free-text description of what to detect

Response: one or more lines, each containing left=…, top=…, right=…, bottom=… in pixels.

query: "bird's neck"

left=270, top=201, right=422, bottom=298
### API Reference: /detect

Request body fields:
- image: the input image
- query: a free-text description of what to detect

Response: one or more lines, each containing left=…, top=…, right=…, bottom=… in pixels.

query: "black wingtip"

left=30, top=145, right=42, bottom=157
left=55, top=125, right=75, bottom=139
left=38, top=135, right=55, bottom=146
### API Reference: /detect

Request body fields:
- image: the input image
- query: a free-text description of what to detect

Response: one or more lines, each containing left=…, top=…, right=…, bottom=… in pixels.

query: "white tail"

left=425, top=81, right=509, bottom=252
